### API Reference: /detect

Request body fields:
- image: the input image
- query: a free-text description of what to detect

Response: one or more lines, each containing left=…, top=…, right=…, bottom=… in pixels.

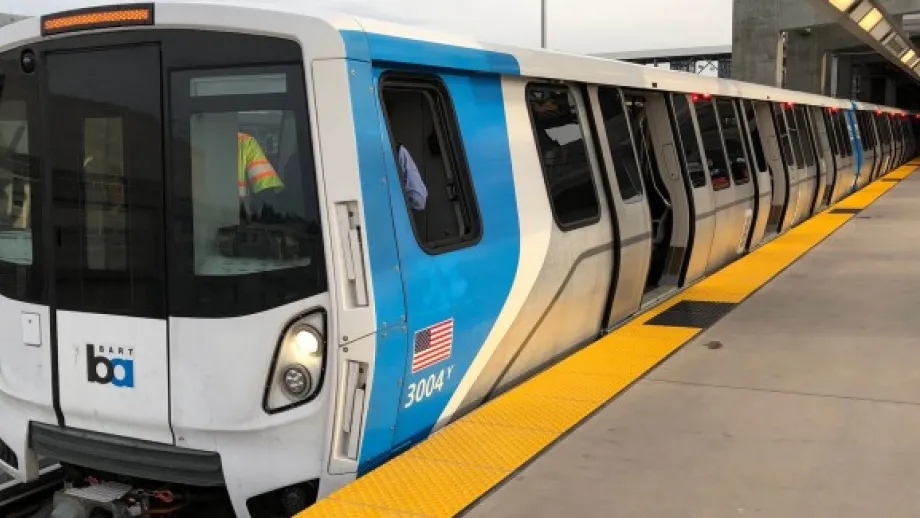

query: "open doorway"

left=622, top=92, right=695, bottom=306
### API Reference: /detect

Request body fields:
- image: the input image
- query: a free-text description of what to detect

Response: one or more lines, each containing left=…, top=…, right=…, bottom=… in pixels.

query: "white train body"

left=0, top=2, right=913, bottom=516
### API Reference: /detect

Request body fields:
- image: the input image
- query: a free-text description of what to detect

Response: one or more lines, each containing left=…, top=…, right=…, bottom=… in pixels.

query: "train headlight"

left=282, top=365, right=312, bottom=397
left=264, top=310, right=327, bottom=414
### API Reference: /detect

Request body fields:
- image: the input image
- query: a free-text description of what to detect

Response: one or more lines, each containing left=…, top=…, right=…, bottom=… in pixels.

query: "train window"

left=380, top=74, right=482, bottom=250
left=856, top=113, right=872, bottom=151
left=46, top=46, right=166, bottom=317
left=823, top=110, right=840, bottom=156
left=623, top=94, right=663, bottom=199
left=772, top=104, right=795, bottom=168
left=669, top=94, right=707, bottom=188
left=715, top=97, right=751, bottom=185
left=0, top=54, right=42, bottom=303
left=693, top=98, right=732, bottom=191
left=836, top=111, right=853, bottom=156
left=783, top=106, right=805, bottom=168
left=526, top=83, right=601, bottom=230
left=596, top=87, right=643, bottom=201
left=793, top=106, right=816, bottom=168
left=743, top=101, right=768, bottom=173
left=169, top=61, right=327, bottom=318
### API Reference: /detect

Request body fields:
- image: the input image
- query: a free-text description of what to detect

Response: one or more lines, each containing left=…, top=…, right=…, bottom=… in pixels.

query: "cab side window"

left=379, top=73, right=482, bottom=253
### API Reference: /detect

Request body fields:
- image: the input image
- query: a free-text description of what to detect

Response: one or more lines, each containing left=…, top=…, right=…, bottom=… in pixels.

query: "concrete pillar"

left=731, top=0, right=782, bottom=86
left=785, top=31, right=826, bottom=94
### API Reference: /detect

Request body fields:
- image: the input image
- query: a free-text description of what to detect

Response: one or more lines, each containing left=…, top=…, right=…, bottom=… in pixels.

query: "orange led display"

left=41, top=4, right=153, bottom=36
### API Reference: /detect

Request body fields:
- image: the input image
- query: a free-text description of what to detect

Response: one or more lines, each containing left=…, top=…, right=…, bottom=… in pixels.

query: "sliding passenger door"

left=694, top=96, right=754, bottom=271
left=785, top=105, right=814, bottom=225
left=854, top=111, right=874, bottom=187
left=623, top=91, right=691, bottom=303
left=754, top=103, right=791, bottom=236
left=831, top=109, right=856, bottom=201
left=804, top=106, right=830, bottom=214
left=738, top=99, right=772, bottom=251
left=587, top=86, right=652, bottom=327
left=821, top=109, right=842, bottom=206
left=666, top=93, right=716, bottom=286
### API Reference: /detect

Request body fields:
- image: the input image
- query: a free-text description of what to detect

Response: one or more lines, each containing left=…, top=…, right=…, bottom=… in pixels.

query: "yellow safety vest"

left=238, top=132, right=284, bottom=198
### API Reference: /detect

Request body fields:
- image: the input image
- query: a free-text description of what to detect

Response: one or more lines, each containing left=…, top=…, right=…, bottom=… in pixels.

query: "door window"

left=46, top=45, right=165, bottom=317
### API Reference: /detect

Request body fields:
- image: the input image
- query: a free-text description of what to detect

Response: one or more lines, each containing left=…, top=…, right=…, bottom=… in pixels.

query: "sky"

left=0, top=0, right=733, bottom=55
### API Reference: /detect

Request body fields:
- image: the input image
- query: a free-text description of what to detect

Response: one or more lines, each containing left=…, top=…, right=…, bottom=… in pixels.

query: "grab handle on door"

left=335, top=202, right=369, bottom=308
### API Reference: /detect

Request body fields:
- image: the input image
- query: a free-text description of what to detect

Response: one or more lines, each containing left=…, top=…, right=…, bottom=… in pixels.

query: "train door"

left=738, top=99, right=773, bottom=251
left=872, top=113, right=887, bottom=179
left=587, top=86, right=653, bottom=327
left=816, top=107, right=840, bottom=210
left=868, top=113, right=882, bottom=181
left=621, top=90, right=696, bottom=304
left=750, top=101, right=786, bottom=239
left=894, top=116, right=905, bottom=165
left=822, top=109, right=843, bottom=205
left=38, top=44, right=174, bottom=445
left=665, top=93, right=717, bottom=287
left=804, top=106, right=830, bottom=214
left=792, top=105, right=820, bottom=220
left=898, top=117, right=909, bottom=164
left=787, top=105, right=815, bottom=225
left=374, top=70, right=519, bottom=449
left=694, top=96, right=755, bottom=272
left=853, top=111, right=873, bottom=188
left=834, top=109, right=857, bottom=201
left=759, top=103, right=797, bottom=234
left=883, top=115, right=896, bottom=174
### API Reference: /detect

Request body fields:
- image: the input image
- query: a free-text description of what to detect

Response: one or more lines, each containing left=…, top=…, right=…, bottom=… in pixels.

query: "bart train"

left=0, top=2, right=916, bottom=517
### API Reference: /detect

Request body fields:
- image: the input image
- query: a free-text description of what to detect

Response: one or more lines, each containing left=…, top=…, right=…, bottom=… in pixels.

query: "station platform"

left=305, top=162, right=920, bottom=518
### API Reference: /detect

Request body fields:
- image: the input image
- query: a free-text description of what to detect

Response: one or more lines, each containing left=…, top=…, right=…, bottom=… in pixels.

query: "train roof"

left=2, top=0, right=910, bottom=114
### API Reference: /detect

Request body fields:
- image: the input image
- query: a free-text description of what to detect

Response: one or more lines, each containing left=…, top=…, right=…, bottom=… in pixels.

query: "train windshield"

left=0, top=30, right=326, bottom=319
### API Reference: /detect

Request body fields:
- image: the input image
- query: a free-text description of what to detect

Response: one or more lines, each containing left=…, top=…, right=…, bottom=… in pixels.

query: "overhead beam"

left=804, top=0, right=920, bottom=84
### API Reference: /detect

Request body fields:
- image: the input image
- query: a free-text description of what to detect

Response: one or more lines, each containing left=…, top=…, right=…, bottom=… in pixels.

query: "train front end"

left=0, top=3, right=366, bottom=516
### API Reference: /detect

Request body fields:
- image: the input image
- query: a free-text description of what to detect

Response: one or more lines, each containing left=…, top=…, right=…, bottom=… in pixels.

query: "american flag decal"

left=411, top=318, right=454, bottom=373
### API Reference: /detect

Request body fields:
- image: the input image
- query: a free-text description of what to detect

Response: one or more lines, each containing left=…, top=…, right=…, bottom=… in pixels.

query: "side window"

left=823, top=110, right=840, bottom=156
left=794, top=106, right=816, bottom=167
left=623, top=94, right=662, bottom=199
left=693, top=98, right=732, bottom=190
left=669, top=94, right=707, bottom=188
left=596, top=86, right=643, bottom=201
left=837, top=111, right=853, bottom=156
left=0, top=62, right=41, bottom=303
left=526, top=82, right=600, bottom=230
left=715, top=97, right=751, bottom=185
left=783, top=106, right=805, bottom=168
left=772, top=104, right=795, bottom=168
left=856, top=113, right=871, bottom=151
left=379, top=74, right=482, bottom=251
left=744, top=101, right=768, bottom=172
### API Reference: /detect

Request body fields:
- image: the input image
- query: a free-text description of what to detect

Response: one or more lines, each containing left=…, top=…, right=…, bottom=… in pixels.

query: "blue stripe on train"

left=847, top=103, right=863, bottom=189
left=340, top=30, right=521, bottom=473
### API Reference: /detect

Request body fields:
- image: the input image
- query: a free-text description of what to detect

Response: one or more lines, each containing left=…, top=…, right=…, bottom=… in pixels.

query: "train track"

left=0, top=462, right=63, bottom=518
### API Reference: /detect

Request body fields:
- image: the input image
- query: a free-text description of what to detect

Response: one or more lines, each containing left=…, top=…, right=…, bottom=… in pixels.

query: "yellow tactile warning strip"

left=297, top=163, right=919, bottom=518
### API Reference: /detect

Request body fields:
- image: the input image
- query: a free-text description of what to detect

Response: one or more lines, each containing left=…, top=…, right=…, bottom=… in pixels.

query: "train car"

left=0, top=2, right=914, bottom=517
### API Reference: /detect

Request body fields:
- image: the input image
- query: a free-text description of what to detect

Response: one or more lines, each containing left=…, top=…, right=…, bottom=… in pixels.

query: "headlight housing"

left=263, top=310, right=327, bottom=413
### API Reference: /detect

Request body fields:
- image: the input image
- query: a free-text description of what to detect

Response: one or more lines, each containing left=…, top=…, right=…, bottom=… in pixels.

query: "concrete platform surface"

left=463, top=173, right=920, bottom=518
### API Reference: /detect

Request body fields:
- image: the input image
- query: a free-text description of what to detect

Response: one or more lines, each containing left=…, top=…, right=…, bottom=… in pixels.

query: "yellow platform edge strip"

left=298, top=164, right=917, bottom=518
